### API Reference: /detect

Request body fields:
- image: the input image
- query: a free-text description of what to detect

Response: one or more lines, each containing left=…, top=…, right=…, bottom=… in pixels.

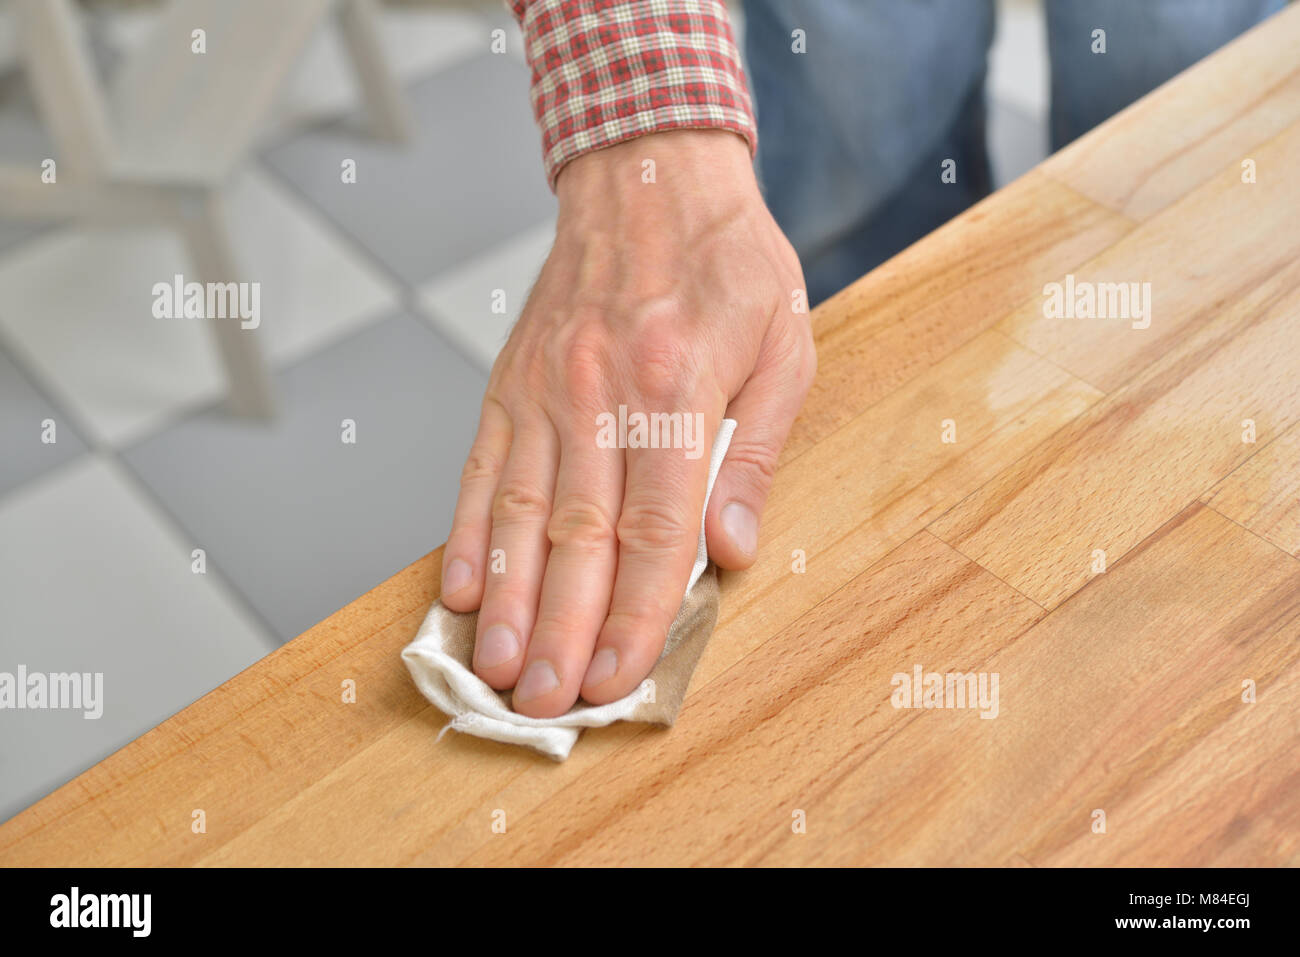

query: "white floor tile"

left=417, top=218, right=555, bottom=372
left=272, top=6, right=494, bottom=133
left=989, top=97, right=1049, bottom=187
left=96, top=4, right=491, bottom=137
left=991, top=0, right=1049, bottom=119
left=0, top=455, right=273, bottom=822
left=0, top=168, right=397, bottom=448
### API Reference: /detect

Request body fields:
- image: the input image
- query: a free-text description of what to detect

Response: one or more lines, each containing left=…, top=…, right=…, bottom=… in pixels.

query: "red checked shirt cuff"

left=509, top=0, right=758, bottom=189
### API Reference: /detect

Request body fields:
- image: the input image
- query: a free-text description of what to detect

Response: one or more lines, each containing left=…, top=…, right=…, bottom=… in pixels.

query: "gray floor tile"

left=261, top=53, right=556, bottom=287
left=121, top=313, right=487, bottom=642
left=0, top=221, right=44, bottom=258
left=0, top=78, right=54, bottom=256
left=0, top=344, right=89, bottom=498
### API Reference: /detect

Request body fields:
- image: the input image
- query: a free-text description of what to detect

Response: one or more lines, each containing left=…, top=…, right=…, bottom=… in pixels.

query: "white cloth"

left=402, top=419, right=737, bottom=760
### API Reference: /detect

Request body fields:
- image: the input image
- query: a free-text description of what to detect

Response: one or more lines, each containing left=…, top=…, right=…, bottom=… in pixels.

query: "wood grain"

left=783, top=505, right=1300, bottom=866
left=1203, top=421, right=1300, bottom=558
left=1001, top=121, right=1300, bottom=393
left=3, top=4, right=1299, bottom=867
left=785, top=171, right=1132, bottom=461
left=713, top=329, right=1099, bottom=670
left=466, top=530, right=1046, bottom=866
left=936, top=255, right=1300, bottom=609
left=1039, top=3, right=1300, bottom=221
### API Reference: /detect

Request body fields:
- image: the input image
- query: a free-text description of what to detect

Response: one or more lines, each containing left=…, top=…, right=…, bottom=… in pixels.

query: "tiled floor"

left=0, top=0, right=1049, bottom=823
left=418, top=217, right=557, bottom=372
left=0, top=74, right=52, bottom=255
left=122, top=312, right=486, bottom=641
left=262, top=52, right=556, bottom=287
left=0, top=169, right=399, bottom=448
left=0, top=455, right=272, bottom=822
left=0, top=345, right=89, bottom=497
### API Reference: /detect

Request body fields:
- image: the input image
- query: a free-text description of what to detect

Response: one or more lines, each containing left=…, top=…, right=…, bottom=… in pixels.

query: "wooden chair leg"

left=178, top=190, right=276, bottom=420
left=336, top=0, right=413, bottom=142
left=11, top=0, right=115, bottom=179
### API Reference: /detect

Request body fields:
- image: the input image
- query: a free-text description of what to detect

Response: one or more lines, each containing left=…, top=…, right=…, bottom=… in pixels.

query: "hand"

left=439, top=129, right=815, bottom=718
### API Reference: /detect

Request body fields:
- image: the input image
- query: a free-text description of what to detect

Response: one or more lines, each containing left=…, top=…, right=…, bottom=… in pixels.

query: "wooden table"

left=5, top=5, right=1300, bottom=867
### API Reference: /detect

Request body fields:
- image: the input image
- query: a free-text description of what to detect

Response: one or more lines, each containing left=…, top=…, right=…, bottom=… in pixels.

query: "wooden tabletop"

left=5, top=5, right=1300, bottom=867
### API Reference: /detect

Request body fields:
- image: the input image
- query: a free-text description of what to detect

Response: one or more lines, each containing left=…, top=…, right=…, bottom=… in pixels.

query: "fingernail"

left=443, top=557, right=472, bottom=595
left=514, top=660, right=559, bottom=703
left=584, top=648, right=619, bottom=687
left=477, top=625, right=520, bottom=669
left=721, top=501, right=758, bottom=556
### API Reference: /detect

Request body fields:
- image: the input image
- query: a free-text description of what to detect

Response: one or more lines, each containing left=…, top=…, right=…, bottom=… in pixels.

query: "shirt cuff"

left=510, top=0, right=759, bottom=190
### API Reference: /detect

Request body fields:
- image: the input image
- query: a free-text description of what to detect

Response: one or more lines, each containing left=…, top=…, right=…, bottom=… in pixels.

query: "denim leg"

left=1045, top=0, right=1286, bottom=150
left=744, top=0, right=995, bottom=304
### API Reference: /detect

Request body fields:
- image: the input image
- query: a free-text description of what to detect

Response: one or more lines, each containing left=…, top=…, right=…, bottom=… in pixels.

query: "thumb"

left=706, top=315, right=816, bottom=569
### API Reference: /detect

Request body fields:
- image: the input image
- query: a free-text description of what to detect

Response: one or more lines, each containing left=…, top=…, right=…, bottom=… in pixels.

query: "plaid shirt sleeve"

left=507, top=0, right=758, bottom=189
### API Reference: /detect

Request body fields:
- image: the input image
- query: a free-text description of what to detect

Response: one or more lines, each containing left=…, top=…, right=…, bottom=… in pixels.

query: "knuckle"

left=723, top=440, right=779, bottom=485
left=480, top=578, right=534, bottom=611
left=553, top=324, right=611, bottom=400
left=547, top=498, right=618, bottom=550
left=605, top=602, right=671, bottom=641
left=616, top=499, right=692, bottom=552
left=447, top=517, right=490, bottom=546
left=461, top=447, right=503, bottom=487
left=628, top=335, right=696, bottom=404
left=491, top=480, right=551, bottom=526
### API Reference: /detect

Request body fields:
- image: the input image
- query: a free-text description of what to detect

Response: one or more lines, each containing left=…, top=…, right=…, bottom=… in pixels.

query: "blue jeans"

left=744, top=0, right=1286, bottom=304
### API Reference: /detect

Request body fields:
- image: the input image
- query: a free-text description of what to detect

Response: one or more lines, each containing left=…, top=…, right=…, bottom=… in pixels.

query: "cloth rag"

left=401, top=419, right=737, bottom=760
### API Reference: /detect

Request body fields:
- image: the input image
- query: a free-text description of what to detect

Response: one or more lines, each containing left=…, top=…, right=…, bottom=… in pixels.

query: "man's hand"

left=439, top=129, right=815, bottom=718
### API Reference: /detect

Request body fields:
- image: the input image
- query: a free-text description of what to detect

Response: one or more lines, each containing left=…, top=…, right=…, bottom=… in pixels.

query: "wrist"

left=555, top=130, right=760, bottom=231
